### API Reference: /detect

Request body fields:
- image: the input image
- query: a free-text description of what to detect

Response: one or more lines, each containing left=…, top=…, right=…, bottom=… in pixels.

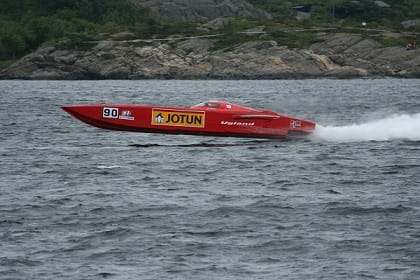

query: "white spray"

left=312, top=113, right=420, bottom=142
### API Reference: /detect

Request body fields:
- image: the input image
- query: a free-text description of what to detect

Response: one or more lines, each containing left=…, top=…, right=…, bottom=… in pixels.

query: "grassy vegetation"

left=0, top=59, right=17, bottom=69
left=267, top=30, right=319, bottom=48
left=376, top=35, right=411, bottom=47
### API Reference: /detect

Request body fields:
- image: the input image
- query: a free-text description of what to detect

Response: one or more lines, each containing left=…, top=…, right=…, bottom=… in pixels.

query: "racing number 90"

left=103, top=107, right=118, bottom=119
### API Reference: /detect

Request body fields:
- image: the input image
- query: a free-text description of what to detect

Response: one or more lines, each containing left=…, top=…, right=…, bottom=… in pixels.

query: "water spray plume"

left=312, top=113, right=420, bottom=142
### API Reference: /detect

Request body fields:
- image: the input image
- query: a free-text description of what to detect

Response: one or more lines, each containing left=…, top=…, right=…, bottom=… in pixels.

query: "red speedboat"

left=62, top=100, right=315, bottom=139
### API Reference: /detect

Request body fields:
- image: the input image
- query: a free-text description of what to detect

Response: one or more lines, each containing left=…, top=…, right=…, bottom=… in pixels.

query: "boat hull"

left=62, top=102, right=315, bottom=139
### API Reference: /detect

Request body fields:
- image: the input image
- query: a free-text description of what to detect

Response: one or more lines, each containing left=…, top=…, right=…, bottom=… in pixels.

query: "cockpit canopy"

left=193, top=101, right=221, bottom=108
left=191, top=100, right=259, bottom=112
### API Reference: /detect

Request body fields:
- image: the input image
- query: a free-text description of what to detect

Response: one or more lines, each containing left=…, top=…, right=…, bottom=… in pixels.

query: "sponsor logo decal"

left=119, top=110, right=134, bottom=121
left=152, top=109, right=205, bottom=128
left=290, top=120, right=302, bottom=128
left=221, top=121, right=254, bottom=126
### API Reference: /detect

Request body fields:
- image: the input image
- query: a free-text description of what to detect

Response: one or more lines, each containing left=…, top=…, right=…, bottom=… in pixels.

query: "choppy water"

left=1, top=79, right=420, bottom=280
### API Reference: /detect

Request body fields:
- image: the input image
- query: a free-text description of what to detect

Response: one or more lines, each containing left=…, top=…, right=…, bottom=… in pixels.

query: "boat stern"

left=288, top=118, right=316, bottom=135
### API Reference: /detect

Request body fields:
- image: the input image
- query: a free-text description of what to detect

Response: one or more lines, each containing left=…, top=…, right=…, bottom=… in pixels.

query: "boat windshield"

left=193, top=102, right=220, bottom=108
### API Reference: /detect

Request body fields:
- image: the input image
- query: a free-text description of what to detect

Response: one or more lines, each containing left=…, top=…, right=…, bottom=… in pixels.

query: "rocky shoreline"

left=1, top=33, right=420, bottom=80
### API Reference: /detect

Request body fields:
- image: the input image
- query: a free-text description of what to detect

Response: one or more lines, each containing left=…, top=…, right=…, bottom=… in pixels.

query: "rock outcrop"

left=1, top=33, right=419, bottom=80
left=310, top=33, right=420, bottom=77
left=138, top=0, right=272, bottom=21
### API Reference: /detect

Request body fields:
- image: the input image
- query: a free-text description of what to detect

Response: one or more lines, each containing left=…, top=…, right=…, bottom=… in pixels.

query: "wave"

left=96, top=165, right=122, bottom=169
left=312, top=113, right=420, bottom=142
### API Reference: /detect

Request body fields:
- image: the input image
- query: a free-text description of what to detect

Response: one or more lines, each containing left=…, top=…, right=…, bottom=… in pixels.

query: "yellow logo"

left=152, top=109, right=205, bottom=128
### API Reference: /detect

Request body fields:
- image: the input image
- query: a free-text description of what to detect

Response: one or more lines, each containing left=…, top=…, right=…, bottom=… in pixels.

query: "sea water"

left=1, top=79, right=420, bottom=279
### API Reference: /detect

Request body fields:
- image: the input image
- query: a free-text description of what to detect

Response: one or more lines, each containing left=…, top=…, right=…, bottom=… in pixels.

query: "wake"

left=312, top=113, right=420, bottom=142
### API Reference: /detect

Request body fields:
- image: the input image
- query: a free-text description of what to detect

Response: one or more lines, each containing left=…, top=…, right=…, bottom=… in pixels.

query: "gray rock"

left=29, top=69, right=68, bottom=80
left=110, top=32, right=137, bottom=41
left=2, top=34, right=420, bottom=80
left=138, top=0, right=272, bottom=21
left=93, top=41, right=116, bottom=51
left=135, top=46, right=155, bottom=57
left=177, top=39, right=215, bottom=53
left=343, top=39, right=381, bottom=56
left=324, top=66, right=368, bottom=78
left=96, top=51, right=116, bottom=60
left=310, top=34, right=362, bottom=55
left=237, top=41, right=277, bottom=50
left=200, top=18, right=231, bottom=30
left=38, top=46, right=56, bottom=54
left=243, top=26, right=266, bottom=33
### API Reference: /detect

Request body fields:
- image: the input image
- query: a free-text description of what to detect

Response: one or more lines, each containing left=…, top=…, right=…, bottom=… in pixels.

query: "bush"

left=269, top=30, right=317, bottom=48
left=377, top=35, right=409, bottom=47
left=0, top=20, right=28, bottom=59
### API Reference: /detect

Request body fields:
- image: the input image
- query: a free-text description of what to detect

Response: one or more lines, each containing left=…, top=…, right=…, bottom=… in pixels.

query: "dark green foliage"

left=268, top=30, right=318, bottom=48
left=250, top=0, right=420, bottom=27
left=0, top=59, right=16, bottom=69
left=376, top=35, right=409, bottom=47
left=0, top=0, right=158, bottom=60
left=0, top=0, right=210, bottom=60
left=0, top=18, right=27, bottom=59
